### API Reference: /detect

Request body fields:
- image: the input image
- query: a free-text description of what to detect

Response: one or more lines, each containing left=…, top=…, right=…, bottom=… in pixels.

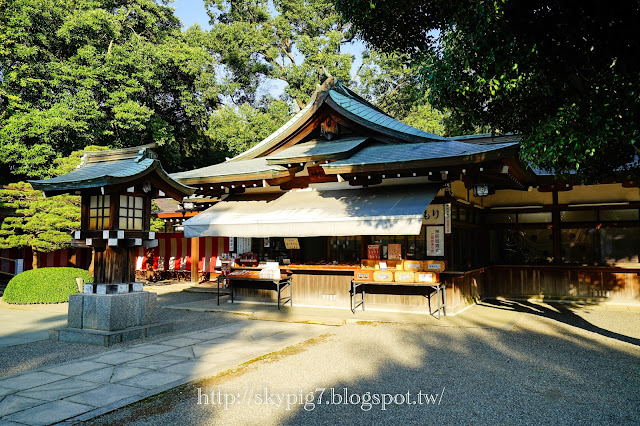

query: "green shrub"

left=3, top=267, right=93, bottom=304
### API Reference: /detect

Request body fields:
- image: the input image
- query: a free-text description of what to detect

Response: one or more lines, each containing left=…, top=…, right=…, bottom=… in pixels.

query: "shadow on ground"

left=84, top=300, right=640, bottom=425
left=479, top=298, right=640, bottom=347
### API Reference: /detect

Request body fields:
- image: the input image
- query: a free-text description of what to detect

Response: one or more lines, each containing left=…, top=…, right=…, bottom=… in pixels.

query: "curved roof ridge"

left=30, top=157, right=194, bottom=200
left=228, top=91, right=319, bottom=162
left=328, top=90, right=447, bottom=142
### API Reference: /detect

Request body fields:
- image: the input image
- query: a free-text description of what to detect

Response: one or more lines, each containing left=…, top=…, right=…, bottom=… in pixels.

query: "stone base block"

left=49, top=322, right=173, bottom=347
left=68, top=291, right=157, bottom=331
left=83, top=282, right=145, bottom=294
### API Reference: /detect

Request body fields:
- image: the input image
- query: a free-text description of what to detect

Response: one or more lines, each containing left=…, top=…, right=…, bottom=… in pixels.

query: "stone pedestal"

left=49, top=291, right=172, bottom=346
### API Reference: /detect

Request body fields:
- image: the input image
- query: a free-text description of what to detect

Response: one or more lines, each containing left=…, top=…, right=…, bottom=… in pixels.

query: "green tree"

left=205, top=0, right=356, bottom=109
left=335, top=0, right=640, bottom=182
left=352, top=50, right=447, bottom=134
left=402, top=102, right=446, bottom=136
left=352, top=50, right=419, bottom=119
left=48, top=145, right=111, bottom=177
left=150, top=201, right=165, bottom=233
left=0, top=0, right=218, bottom=182
left=0, top=182, right=80, bottom=269
left=0, top=145, right=110, bottom=268
left=203, top=1, right=447, bottom=149
left=206, top=99, right=291, bottom=161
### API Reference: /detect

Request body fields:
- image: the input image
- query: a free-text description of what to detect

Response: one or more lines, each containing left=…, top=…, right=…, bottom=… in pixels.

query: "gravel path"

left=0, top=288, right=238, bottom=378
left=85, top=299, right=640, bottom=425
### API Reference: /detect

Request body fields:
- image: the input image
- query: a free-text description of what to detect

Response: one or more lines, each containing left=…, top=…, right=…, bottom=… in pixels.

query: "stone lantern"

left=30, top=144, right=194, bottom=345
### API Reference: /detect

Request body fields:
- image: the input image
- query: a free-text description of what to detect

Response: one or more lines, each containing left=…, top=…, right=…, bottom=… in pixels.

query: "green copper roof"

left=323, top=141, right=519, bottom=170
left=447, top=133, right=521, bottom=144
left=29, top=145, right=194, bottom=199
left=328, top=90, right=447, bottom=142
left=171, top=158, right=287, bottom=184
left=265, top=137, right=369, bottom=165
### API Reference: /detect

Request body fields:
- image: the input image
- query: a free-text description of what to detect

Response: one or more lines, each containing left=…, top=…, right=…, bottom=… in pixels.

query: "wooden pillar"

left=93, top=245, right=136, bottom=283
left=88, top=248, right=95, bottom=276
left=361, top=236, right=368, bottom=260
left=552, top=190, right=562, bottom=263
left=191, top=237, right=199, bottom=283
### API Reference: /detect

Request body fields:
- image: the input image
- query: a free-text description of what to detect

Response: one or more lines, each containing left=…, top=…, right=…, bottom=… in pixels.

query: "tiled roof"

left=265, top=137, right=369, bottom=164
left=323, top=140, right=519, bottom=169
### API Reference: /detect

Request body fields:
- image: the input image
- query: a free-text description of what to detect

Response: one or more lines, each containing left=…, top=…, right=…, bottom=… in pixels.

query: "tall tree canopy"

left=0, top=0, right=449, bottom=184
left=0, top=0, right=218, bottom=182
left=335, top=0, right=640, bottom=182
left=205, top=0, right=357, bottom=110
left=202, top=0, right=448, bottom=156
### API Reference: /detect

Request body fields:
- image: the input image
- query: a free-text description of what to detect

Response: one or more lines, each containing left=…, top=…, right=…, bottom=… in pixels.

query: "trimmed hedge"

left=3, top=267, right=93, bottom=304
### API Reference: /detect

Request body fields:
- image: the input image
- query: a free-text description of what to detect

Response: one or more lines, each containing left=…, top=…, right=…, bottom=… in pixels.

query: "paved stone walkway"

left=0, top=308, right=67, bottom=348
left=0, top=320, right=333, bottom=425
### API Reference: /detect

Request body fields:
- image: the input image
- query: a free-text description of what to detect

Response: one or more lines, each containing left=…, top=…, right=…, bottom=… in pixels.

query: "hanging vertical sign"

left=229, top=237, right=235, bottom=252
left=427, top=226, right=444, bottom=256
left=444, top=203, right=452, bottom=234
left=235, top=237, right=252, bottom=254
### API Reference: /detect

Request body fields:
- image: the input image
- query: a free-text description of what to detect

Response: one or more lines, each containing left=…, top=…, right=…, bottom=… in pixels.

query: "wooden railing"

left=485, top=265, right=640, bottom=301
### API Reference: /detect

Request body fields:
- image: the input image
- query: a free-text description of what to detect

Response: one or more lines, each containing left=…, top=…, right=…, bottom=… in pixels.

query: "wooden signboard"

left=423, top=204, right=445, bottom=225
left=308, top=166, right=326, bottom=180
left=284, top=238, right=300, bottom=249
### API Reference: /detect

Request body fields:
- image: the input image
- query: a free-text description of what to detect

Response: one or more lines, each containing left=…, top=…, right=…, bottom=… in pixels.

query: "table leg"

left=350, top=280, right=354, bottom=313
left=277, top=281, right=281, bottom=310
left=217, top=276, right=220, bottom=306
left=362, top=289, right=365, bottom=311
left=442, top=284, right=447, bottom=316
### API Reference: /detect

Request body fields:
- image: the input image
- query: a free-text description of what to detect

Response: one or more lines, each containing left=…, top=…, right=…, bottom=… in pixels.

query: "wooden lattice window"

left=119, top=195, right=144, bottom=230
left=89, top=195, right=110, bottom=230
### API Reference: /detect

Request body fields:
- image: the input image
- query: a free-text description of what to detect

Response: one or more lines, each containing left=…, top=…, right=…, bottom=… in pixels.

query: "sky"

left=171, top=0, right=211, bottom=30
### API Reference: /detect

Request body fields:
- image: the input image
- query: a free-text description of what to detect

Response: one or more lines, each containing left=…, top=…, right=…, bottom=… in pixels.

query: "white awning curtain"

left=183, top=184, right=441, bottom=238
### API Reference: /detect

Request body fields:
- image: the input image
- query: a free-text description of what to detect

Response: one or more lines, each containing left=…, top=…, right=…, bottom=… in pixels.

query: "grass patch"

left=2, top=267, right=92, bottom=304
